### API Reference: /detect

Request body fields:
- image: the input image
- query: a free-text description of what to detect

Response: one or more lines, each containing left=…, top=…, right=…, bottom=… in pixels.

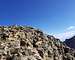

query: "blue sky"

left=0, top=0, right=75, bottom=40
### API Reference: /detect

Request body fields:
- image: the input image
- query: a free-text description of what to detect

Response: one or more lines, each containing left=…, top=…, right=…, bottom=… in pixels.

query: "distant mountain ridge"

left=64, top=36, right=75, bottom=49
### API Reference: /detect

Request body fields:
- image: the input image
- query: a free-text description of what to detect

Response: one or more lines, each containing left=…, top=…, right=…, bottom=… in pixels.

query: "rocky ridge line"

left=0, top=25, right=74, bottom=60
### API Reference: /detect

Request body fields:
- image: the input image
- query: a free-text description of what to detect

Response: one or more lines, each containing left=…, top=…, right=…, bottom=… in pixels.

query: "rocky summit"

left=0, top=25, right=74, bottom=60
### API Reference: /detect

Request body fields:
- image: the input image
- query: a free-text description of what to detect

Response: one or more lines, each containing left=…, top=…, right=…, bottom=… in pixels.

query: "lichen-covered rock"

left=0, top=25, right=74, bottom=60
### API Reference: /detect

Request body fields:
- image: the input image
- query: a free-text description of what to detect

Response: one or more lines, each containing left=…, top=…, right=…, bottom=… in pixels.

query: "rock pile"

left=0, top=25, right=74, bottom=60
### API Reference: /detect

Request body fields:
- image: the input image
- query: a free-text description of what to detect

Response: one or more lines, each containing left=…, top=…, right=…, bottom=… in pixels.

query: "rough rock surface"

left=0, top=25, right=74, bottom=60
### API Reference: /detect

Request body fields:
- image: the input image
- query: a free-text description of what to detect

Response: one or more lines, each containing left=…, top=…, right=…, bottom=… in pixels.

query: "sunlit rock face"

left=0, top=25, right=75, bottom=60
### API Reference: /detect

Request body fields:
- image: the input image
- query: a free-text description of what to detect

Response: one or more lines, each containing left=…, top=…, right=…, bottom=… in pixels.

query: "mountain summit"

left=0, top=25, right=75, bottom=60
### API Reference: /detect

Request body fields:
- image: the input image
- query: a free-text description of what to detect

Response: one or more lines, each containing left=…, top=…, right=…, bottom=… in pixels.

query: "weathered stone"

left=0, top=25, right=74, bottom=60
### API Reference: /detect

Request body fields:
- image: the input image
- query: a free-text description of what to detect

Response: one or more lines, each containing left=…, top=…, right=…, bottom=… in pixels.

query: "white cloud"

left=66, top=26, right=75, bottom=30
left=53, top=26, right=75, bottom=41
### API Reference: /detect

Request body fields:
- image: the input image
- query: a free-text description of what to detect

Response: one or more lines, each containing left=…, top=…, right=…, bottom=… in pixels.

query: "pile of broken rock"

left=0, top=25, right=74, bottom=60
